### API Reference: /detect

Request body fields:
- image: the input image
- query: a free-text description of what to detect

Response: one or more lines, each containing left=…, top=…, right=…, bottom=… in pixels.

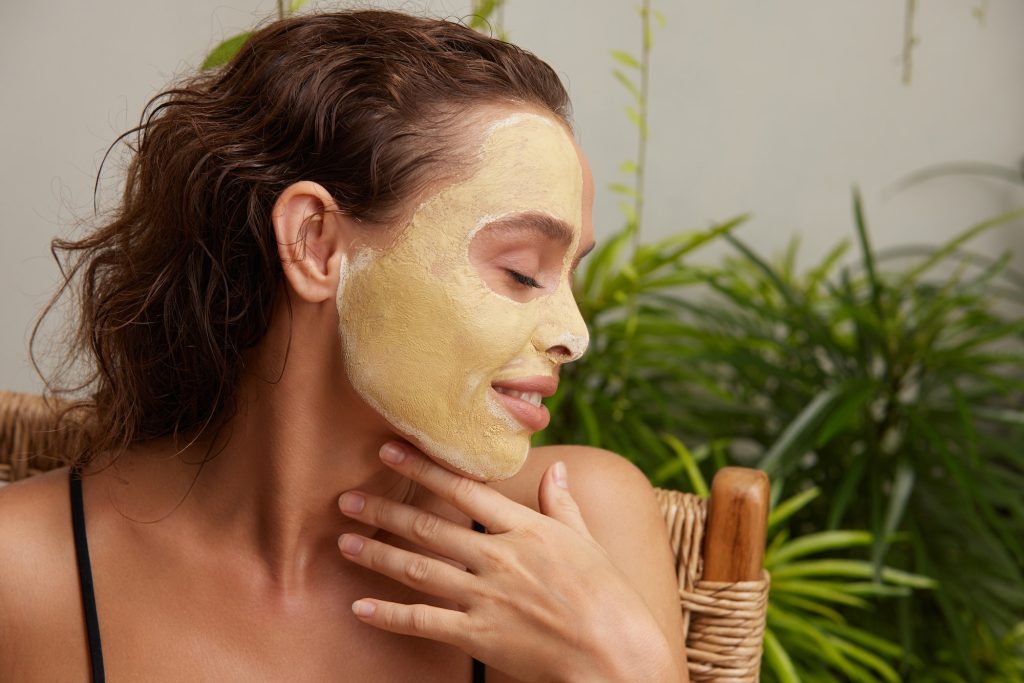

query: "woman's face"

left=336, top=111, right=593, bottom=480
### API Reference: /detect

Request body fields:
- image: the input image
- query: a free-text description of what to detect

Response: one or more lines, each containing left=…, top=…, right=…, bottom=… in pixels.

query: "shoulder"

left=495, top=444, right=661, bottom=523
left=493, top=445, right=674, bottom=574
left=0, top=468, right=80, bottom=662
left=0, top=467, right=74, bottom=569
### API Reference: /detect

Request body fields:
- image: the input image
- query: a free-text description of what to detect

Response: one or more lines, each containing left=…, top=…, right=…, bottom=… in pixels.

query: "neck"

left=101, top=291, right=413, bottom=596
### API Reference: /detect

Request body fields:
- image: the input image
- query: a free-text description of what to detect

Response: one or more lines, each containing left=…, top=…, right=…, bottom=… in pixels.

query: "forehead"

left=427, top=112, right=584, bottom=232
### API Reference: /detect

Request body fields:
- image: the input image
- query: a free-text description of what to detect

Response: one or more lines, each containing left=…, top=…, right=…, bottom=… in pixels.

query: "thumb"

left=538, top=461, right=592, bottom=538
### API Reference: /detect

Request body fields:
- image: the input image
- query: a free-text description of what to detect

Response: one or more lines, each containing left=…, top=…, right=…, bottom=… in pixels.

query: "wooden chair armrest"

left=702, top=467, right=770, bottom=582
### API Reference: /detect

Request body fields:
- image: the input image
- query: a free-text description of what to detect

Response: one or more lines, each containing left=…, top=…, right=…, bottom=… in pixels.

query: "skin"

left=337, top=113, right=589, bottom=480
left=0, top=105, right=689, bottom=682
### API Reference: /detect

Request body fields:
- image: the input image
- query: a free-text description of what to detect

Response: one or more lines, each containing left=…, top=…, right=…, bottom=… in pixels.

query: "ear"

left=272, top=181, right=352, bottom=304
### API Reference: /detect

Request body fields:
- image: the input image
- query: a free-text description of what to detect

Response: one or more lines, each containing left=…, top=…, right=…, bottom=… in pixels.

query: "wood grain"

left=701, top=466, right=770, bottom=582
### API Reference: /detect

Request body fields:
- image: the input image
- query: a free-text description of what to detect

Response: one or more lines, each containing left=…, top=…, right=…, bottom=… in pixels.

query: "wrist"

left=574, top=623, right=677, bottom=683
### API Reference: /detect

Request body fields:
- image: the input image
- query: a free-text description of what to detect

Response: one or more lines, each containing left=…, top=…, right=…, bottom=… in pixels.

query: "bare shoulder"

left=0, top=468, right=82, bottom=669
left=492, top=444, right=675, bottom=571
left=495, top=444, right=661, bottom=523
left=0, top=467, right=75, bottom=568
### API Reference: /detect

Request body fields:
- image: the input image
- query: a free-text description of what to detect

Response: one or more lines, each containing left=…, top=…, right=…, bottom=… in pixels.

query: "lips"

left=491, top=376, right=558, bottom=432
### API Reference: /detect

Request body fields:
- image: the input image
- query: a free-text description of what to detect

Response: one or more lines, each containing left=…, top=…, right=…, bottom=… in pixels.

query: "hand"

left=336, top=441, right=678, bottom=683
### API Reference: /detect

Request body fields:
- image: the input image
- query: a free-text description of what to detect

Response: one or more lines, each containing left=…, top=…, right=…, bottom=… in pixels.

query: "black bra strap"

left=70, top=468, right=106, bottom=682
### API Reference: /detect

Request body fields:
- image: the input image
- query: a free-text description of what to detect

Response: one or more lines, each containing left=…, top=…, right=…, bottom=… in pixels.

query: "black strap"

left=471, top=520, right=486, bottom=683
left=70, top=468, right=106, bottom=683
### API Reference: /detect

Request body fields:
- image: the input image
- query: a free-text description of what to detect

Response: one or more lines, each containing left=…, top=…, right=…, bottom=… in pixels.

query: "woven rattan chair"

left=0, top=389, right=770, bottom=681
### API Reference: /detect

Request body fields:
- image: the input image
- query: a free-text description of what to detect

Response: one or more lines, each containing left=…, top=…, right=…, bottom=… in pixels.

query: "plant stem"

left=633, top=0, right=652, bottom=250
left=902, top=0, right=918, bottom=85
left=277, top=0, right=285, bottom=21
left=614, top=0, right=653, bottom=418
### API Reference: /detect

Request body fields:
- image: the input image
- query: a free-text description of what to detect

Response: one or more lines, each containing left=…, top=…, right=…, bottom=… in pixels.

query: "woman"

left=0, top=10, right=688, bottom=682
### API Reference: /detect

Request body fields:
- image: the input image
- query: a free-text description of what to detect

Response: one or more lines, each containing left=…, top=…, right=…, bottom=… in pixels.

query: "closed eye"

left=507, top=269, right=542, bottom=289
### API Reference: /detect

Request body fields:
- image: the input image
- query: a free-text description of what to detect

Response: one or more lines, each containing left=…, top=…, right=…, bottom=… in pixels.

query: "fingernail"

left=380, top=443, right=406, bottom=465
left=352, top=600, right=376, bottom=617
left=338, top=534, right=363, bottom=555
left=553, top=461, right=569, bottom=489
left=339, top=491, right=365, bottom=514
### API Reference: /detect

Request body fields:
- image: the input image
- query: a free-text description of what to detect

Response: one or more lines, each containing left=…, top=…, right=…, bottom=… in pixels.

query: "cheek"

left=458, top=293, right=538, bottom=356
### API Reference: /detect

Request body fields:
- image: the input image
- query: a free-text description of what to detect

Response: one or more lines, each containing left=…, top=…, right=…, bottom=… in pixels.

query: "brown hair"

left=32, top=10, right=571, bottom=467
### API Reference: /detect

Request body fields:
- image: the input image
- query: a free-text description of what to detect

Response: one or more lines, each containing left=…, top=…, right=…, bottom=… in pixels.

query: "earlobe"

left=272, top=181, right=348, bottom=304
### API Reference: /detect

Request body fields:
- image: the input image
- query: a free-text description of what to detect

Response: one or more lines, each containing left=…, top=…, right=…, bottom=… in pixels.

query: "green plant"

left=669, top=197, right=1024, bottom=678
left=201, top=0, right=307, bottom=70
left=468, top=0, right=508, bottom=40
left=534, top=7, right=933, bottom=677
left=547, top=185, right=1024, bottom=679
left=676, top=455, right=936, bottom=682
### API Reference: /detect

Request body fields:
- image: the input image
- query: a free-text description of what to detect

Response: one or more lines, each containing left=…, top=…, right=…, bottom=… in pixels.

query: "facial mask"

left=336, top=113, right=588, bottom=480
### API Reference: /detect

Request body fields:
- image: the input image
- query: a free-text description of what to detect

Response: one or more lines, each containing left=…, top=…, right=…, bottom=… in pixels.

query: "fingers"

left=339, top=533, right=478, bottom=604
left=338, top=490, right=484, bottom=566
left=538, top=461, right=593, bottom=539
left=378, top=442, right=526, bottom=533
left=350, top=598, right=471, bottom=648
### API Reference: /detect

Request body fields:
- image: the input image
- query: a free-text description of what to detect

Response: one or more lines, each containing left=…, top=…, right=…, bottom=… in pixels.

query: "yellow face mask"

left=335, top=113, right=589, bottom=480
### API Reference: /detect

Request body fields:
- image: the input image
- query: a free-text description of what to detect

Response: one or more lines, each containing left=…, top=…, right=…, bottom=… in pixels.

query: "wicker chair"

left=0, top=390, right=770, bottom=681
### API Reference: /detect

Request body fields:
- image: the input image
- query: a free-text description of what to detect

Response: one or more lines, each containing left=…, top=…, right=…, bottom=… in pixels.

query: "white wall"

left=3, top=1, right=1023, bottom=392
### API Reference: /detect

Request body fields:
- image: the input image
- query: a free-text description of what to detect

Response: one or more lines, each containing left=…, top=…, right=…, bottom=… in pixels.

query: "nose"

left=533, top=283, right=589, bottom=364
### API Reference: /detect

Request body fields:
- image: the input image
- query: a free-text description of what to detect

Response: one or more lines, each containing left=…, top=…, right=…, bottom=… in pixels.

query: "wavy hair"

left=32, top=10, right=571, bottom=467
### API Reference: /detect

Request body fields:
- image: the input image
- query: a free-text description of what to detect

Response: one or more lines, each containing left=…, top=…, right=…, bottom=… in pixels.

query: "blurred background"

left=2, top=1, right=1024, bottom=679
left=3, top=1, right=1022, bottom=391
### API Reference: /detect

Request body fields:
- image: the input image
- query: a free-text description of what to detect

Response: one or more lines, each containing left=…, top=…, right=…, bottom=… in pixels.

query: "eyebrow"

left=485, top=212, right=575, bottom=245
left=484, top=211, right=597, bottom=269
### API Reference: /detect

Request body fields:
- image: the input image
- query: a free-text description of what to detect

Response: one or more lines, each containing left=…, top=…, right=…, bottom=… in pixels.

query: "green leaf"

left=759, top=384, right=845, bottom=476
left=468, top=0, right=499, bottom=29
left=827, top=450, right=869, bottom=530
left=201, top=32, right=252, bottom=70
left=772, top=592, right=847, bottom=623
left=892, top=160, right=1024, bottom=193
left=767, top=531, right=873, bottom=566
left=661, top=433, right=708, bottom=496
left=852, top=187, right=884, bottom=324
left=288, top=0, right=307, bottom=13
left=771, top=580, right=871, bottom=608
left=610, top=49, right=641, bottom=69
left=771, top=559, right=936, bottom=589
left=831, top=636, right=901, bottom=683
left=612, top=69, right=640, bottom=101
left=769, top=487, right=821, bottom=534
left=904, top=207, right=1024, bottom=283
left=608, top=182, right=636, bottom=198
left=872, top=461, right=915, bottom=574
left=624, top=105, right=646, bottom=136
left=821, top=621, right=905, bottom=659
left=813, top=379, right=873, bottom=447
left=580, top=225, right=632, bottom=300
left=764, top=628, right=803, bottom=683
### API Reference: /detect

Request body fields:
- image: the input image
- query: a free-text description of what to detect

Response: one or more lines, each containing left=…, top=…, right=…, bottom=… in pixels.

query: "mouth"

left=490, top=376, right=558, bottom=432
left=493, top=387, right=544, bottom=406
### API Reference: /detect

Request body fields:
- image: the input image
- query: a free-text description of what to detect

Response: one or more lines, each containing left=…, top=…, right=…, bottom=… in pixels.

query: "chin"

left=408, top=430, right=531, bottom=482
